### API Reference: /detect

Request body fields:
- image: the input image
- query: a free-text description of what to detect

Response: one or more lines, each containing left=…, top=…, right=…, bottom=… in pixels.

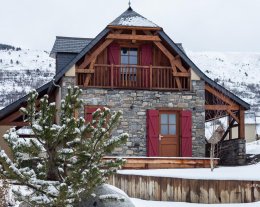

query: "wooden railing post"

left=150, top=65, right=152, bottom=90
left=111, top=64, right=114, bottom=89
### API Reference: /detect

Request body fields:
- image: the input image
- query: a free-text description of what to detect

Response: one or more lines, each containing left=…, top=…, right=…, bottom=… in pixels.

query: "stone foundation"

left=206, top=138, right=246, bottom=166
left=61, top=77, right=206, bottom=157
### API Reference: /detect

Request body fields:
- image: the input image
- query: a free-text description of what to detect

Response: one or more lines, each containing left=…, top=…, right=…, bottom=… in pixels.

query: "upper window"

left=121, top=48, right=138, bottom=65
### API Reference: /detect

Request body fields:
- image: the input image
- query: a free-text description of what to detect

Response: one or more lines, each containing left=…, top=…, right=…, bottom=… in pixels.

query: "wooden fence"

left=108, top=174, right=260, bottom=203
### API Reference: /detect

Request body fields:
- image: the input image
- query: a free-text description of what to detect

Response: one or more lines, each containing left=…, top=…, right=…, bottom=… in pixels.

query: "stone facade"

left=61, top=76, right=206, bottom=157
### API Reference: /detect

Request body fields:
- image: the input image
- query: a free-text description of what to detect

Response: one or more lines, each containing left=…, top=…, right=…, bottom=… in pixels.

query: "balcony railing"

left=77, top=64, right=190, bottom=90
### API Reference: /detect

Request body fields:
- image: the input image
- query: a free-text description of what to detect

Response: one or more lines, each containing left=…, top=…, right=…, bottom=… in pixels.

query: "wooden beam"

left=76, top=69, right=95, bottom=73
left=205, top=84, right=236, bottom=106
left=227, top=110, right=239, bottom=123
left=238, top=108, right=245, bottom=139
left=107, top=25, right=162, bottom=31
left=0, top=121, right=28, bottom=126
left=106, top=34, right=161, bottom=41
left=228, top=115, right=233, bottom=140
left=132, top=30, right=136, bottom=44
left=220, top=119, right=236, bottom=142
left=172, top=72, right=190, bottom=77
left=153, top=41, right=183, bottom=90
left=79, top=39, right=113, bottom=69
left=174, top=55, right=187, bottom=73
left=79, top=30, right=122, bottom=69
left=172, top=64, right=182, bottom=90
left=0, top=110, right=23, bottom=125
left=84, top=58, right=96, bottom=87
left=205, top=105, right=239, bottom=111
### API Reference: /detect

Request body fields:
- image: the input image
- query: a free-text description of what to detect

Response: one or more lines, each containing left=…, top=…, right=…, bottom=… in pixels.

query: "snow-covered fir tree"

left=0, top=86, right=128, bottom=206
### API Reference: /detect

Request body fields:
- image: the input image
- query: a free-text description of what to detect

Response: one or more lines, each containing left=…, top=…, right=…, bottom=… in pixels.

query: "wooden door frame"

left=158, top=109, right=180, bottom=157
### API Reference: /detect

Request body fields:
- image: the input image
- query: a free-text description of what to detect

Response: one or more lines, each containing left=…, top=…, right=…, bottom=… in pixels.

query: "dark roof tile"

left=50, top=36, right=93, bottom=58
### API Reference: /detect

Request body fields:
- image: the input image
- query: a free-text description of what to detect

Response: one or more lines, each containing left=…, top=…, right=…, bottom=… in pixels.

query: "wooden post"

left=228, top=115, right=232, bottom=140
left=111, top=64, right=114, bottom=89
left=150, top=65, right=152, bottom=90
left=238, top=108, right=245, bottom=139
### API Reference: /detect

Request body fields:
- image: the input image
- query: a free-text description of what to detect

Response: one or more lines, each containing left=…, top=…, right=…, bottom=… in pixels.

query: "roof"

left=0, top=81, right=52, bottom=121
left=109, top=7, right=159, bottom=28
left=50, top=36, right=93, bottom=58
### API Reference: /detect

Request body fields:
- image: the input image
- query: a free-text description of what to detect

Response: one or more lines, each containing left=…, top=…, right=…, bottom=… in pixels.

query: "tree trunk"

left=47, top=149, right=59, bottom=181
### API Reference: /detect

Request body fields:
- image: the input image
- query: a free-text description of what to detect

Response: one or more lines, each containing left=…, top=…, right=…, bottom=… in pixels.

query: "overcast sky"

left=1, top=0, right=260, bottom=52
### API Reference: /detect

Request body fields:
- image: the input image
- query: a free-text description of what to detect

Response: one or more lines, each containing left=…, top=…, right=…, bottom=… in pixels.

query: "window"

left=160, top=113, right=177, bottom=135
left=120, top=48, right=138, bottom=81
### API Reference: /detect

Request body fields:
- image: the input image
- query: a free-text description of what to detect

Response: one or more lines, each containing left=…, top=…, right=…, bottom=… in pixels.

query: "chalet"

left=0, top=6, right=250, bottom=164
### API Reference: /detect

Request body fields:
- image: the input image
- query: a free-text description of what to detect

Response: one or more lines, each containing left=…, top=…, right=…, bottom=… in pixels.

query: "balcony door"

left=159, top=111, right=180, bottom=157
left=120, top=47, right=138, bottom=85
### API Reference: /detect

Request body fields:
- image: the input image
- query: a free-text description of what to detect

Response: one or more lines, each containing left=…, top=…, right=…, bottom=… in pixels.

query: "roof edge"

left=0, top=81, right=52, bottom=121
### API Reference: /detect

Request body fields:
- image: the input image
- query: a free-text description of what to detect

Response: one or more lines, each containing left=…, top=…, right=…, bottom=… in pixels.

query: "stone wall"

left=61, top=77, right=206, bottom=157
left=206, top=138, right=246, bottom=166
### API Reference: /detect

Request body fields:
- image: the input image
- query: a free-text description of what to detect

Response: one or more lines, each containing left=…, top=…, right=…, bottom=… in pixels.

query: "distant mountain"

left=0, top=44, right=259, bottom=117
left=0, top=45, right=55, bottom=109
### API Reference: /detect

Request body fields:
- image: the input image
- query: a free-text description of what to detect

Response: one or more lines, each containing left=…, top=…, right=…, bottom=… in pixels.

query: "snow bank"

left=118, top=163, right=260, bottom=181
left=247, top=140, right=260, bottom=155
left=131, top=198, right=260, bottom=207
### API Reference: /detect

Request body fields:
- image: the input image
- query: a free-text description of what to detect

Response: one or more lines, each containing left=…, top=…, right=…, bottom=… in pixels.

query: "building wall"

left=232, top=124, right=257, bottom=143
left=61, top=77, right=206, bottom=157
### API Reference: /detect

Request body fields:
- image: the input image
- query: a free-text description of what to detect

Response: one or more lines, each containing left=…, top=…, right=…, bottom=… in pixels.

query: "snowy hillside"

left=188, top=52, right=260, bottom=114
left=0, top=44, right=55, bottom=109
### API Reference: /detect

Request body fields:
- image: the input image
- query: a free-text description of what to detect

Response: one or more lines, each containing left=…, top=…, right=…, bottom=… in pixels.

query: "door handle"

left=159, top=134, right=163, bottom=141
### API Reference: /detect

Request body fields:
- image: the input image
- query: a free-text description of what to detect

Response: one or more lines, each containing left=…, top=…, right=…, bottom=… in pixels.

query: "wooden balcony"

left=77, top=64, right=190, bottom=90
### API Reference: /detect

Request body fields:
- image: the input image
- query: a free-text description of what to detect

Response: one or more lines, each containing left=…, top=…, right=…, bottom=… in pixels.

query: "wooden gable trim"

left=106, top=33, right=161, bottom=42
left=107, top=25, right=162, bottom=31
left=78, top=39, right=113, bottom=69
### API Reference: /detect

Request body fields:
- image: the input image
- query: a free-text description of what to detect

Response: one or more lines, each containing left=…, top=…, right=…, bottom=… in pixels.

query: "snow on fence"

left=108, top=174, right=260, bottom=204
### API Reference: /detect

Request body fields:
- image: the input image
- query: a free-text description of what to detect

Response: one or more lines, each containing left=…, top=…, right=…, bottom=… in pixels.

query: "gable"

left=45, top=8, right=249, bottom=110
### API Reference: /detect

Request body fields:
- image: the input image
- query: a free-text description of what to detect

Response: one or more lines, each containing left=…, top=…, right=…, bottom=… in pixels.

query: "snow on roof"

left=109, top=7, right=159, bottom=28
left=118, top=15, right=158, bottom=27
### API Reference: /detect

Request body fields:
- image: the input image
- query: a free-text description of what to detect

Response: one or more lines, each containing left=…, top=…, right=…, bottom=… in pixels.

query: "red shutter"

left=181, top=110, right=192, bottom=157
left=108, top=43, right=120, bottom=86
left=85, top=107, right=99, bottom=123
left=141, top=44, right=152, bottom=88
left=147, top=109, right=159, bottom=157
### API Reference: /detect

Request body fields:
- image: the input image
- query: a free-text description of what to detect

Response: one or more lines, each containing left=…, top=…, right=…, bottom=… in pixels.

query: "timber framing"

left=205, top=83, right=246, bottom=140
left=106, top=33, right=161, bottom=41
left=107, top=25, right=162, bottom=31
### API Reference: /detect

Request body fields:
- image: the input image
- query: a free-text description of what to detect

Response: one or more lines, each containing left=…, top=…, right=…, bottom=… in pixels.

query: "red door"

left=159, top=111, right=180, bottom=157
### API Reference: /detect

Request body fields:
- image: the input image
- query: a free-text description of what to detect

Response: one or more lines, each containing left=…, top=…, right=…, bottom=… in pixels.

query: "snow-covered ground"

left=247, top=140, right=260, bottom=155
left=118, top=162, right=260, bottom=181
left=131, top=198, right=260, bottom=207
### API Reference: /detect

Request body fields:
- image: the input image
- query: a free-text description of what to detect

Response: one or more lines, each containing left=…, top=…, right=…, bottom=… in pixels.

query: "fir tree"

left=0, top=86, right=128, bottom=206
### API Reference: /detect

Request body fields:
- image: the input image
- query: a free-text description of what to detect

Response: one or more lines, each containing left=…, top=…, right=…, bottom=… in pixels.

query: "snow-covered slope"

left=0, top=44, right=55, bottom=109
left=187, top=52, right=260, bottom=113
